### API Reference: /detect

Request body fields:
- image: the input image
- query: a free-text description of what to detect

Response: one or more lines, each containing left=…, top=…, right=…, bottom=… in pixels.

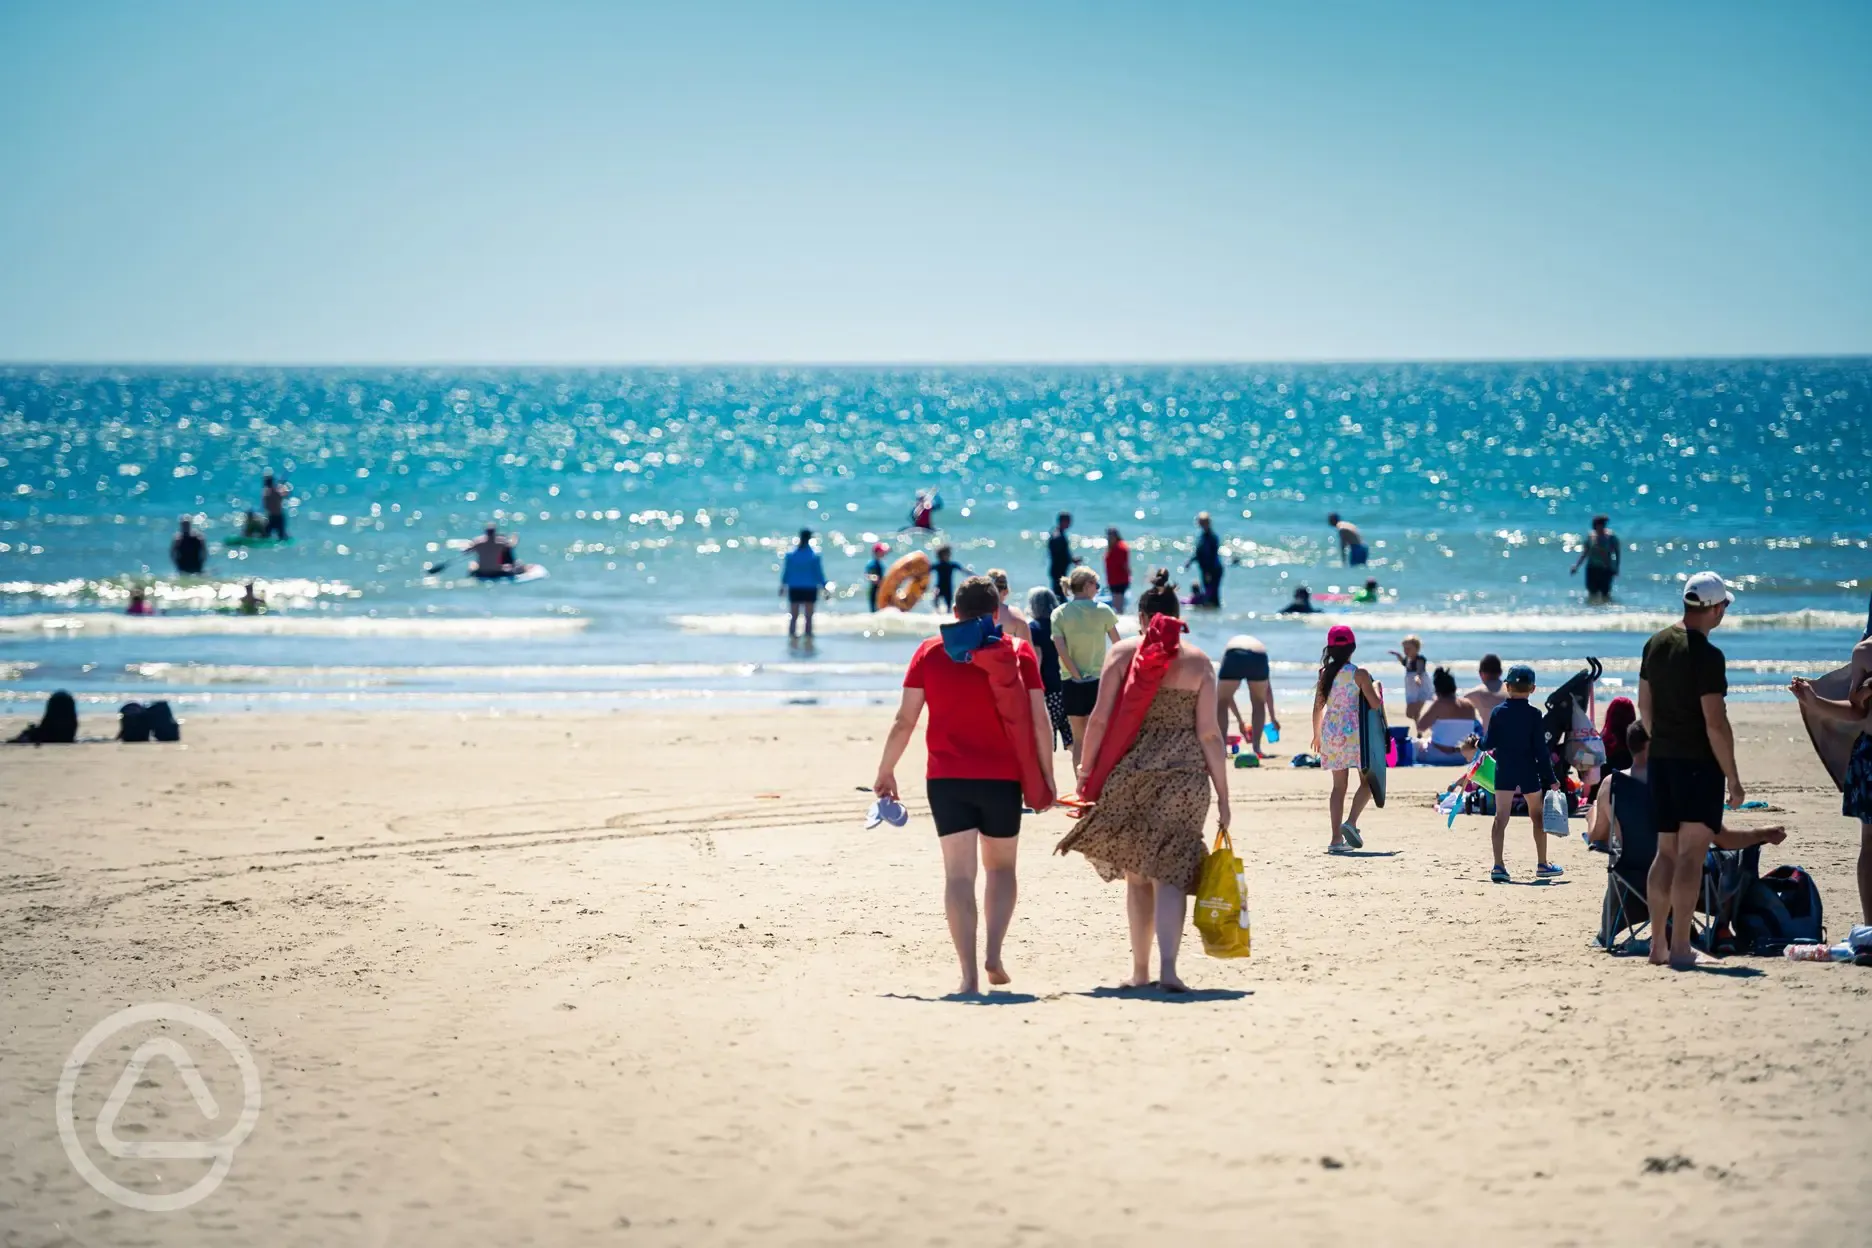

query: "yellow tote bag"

left=1192, top=826, right=1251, bottom=959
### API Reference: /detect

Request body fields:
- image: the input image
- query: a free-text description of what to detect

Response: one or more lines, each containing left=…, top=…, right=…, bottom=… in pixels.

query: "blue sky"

left=1, top=1, right=1867, bottom=363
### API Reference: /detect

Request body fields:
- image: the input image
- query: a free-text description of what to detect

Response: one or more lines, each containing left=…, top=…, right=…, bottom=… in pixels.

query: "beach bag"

left=1539, top=789, right=1569, bottom=836
left=1193, top=828, right=1251, bottom=959
left=1755, top=866, right=1825, bottom=946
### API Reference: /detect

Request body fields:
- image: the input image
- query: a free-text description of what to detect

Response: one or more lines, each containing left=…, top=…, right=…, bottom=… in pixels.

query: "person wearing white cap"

left=1638, top=571, right=1742, bottom=968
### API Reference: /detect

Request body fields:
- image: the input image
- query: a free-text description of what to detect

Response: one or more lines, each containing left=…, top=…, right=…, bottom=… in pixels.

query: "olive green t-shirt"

left=1639, top=623, right=1728, bottom=761
left=1052, top=598, right=1119, bottom=680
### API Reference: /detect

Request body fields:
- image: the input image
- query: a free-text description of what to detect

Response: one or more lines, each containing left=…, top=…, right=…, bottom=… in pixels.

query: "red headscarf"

left=1062, top=612, right=1188, bottom=813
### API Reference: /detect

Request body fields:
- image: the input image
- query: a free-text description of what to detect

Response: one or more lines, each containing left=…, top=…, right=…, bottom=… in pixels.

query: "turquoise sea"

left=1, top=361, right=1867, bottom=716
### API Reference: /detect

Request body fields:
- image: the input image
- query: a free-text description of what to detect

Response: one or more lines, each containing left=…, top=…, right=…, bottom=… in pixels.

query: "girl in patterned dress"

left=1312, top=624, right=1383, bottom=853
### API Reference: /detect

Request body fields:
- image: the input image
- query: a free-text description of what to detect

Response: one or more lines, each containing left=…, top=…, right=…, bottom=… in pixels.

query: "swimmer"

left=1279, top=586, right=1320, bottom=614
left=1327, top=513, right=1368, bottom=566
left=171, top=518, right=207, bottom=575
left=1353, top=578, right=1380, bottom=604
left=239, top=581, right=264, bottom=615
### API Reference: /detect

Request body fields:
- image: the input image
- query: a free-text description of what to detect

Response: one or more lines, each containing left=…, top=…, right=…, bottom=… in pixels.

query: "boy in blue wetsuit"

left=1482, top=664, right=1563, bottom=883
left=930, top=546, right=969, bottom=613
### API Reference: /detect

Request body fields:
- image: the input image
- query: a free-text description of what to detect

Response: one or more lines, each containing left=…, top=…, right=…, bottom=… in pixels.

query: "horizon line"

left=2, top=352, right=1870, bottom=371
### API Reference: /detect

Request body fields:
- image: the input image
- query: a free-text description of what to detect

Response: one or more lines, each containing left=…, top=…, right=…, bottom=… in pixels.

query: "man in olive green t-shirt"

left=1639, top=571, right=1743, bottom=968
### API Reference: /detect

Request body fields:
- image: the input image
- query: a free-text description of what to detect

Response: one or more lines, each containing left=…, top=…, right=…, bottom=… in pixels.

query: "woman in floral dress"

left=1056, top=571, right=1232, bottom=991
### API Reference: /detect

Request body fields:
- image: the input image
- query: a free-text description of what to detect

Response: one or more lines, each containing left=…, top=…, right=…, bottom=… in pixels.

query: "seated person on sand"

left=1587, top=721, right=1786, bottom=854
left=8, top=690, right=78, bottom=744
left=1414, top=667, right=1479, bottom=764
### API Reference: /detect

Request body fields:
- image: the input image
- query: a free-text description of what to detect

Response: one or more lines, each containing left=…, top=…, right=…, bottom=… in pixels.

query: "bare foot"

left=985, top=962, right=1011, bottom=986
left=1120, top=972, right=1153, bottom=989
left=1159, top=974, right=1190, bottom=993
left=1648, top=944, right=1670, bottom=966
left=955, top=977, right=980, bottom=996
left=1668, top=948, right=1715, bottom=970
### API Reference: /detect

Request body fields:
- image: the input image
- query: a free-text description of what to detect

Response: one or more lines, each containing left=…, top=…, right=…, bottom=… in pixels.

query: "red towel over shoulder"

left=968, top=636, right=1055, bottom=812
left=1064, top=614, right=1188, bottom=813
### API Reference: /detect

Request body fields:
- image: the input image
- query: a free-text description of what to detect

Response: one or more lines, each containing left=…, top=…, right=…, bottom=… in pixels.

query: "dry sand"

left=2, top=700, right=1868, bottom=1247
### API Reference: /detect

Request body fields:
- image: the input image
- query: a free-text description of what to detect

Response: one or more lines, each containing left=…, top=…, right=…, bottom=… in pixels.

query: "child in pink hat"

left=1312, top=625, right=1384, bottom=852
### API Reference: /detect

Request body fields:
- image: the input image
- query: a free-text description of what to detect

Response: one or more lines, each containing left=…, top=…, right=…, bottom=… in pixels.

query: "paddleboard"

left=468, top=564, right=549, bottom=584
left=1799, top=663, right=1865, bottom=792
left=1359, top=699, right=1388, bottom=807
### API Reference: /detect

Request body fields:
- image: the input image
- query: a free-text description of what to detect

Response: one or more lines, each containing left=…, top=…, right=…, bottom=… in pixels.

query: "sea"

left=1, top=360, right=1867, bottom=717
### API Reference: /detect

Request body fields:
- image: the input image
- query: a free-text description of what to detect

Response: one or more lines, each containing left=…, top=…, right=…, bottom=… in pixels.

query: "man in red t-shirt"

left=875, top=576, right=1055, bottom=996
left=1105, top=527, right=1132, bottom=615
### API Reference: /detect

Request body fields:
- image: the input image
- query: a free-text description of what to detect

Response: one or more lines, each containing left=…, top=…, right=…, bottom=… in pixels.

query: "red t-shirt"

left=1105, top=540, right=1132, bottom=588
left=903, top=636, right=1043, bottom=780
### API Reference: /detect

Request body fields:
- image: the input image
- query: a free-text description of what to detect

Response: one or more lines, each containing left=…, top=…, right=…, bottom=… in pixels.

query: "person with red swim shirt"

left=874, top=576, right=1056, bottom=997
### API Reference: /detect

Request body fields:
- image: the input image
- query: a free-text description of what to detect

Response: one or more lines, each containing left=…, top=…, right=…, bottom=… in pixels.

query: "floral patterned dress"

left=1318, top=663, right=1363, bottom=772
left=1055, top=688, right=1211, bottom=894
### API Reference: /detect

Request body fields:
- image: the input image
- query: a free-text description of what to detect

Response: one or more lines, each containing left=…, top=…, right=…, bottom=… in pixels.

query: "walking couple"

left=874, top=571, right=1233, bottom=995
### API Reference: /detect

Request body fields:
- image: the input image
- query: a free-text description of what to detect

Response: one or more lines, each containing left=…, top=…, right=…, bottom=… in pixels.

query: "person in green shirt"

left=1052, top=567, right=1122, bottom=767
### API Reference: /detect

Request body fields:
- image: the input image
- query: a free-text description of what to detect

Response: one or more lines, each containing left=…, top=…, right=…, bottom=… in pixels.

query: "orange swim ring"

left=876, top=551, right=931, bottom=612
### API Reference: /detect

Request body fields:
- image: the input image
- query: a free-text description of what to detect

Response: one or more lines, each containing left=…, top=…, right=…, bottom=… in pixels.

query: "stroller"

left=1597, top=772, right=1714, bottom=955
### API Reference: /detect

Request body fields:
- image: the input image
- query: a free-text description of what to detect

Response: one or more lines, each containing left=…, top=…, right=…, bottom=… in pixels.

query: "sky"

left=0, top=0, right=1867, bottom=364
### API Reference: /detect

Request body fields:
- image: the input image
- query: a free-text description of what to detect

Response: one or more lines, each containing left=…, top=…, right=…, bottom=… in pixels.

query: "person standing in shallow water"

left=1105, top=527, right=1132, bottom=615
left=874, top=576, right=1056, bottom=996
left=780, top=529, right=827, bottom=639
left=1183, top=512, right=1223, bottom=607
left=1056, top=570, right=1231, bottom=992
left=1572, top=514, right=1621, bottom=603
left=1046, top=513, right=1079, bottom=589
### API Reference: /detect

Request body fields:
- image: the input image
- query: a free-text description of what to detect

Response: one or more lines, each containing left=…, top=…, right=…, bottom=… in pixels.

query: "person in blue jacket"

left=1482, top=664, right=1563, bottom=883
left=781, top=529, right=827, bottom=639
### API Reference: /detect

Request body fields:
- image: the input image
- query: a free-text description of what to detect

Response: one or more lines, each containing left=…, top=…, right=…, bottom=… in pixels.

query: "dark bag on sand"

left=118, top=701, right=180, bottom=743
left=1708, top=852, right=1827, bottom=955
left=1752, top=866, right=1825, bottom=947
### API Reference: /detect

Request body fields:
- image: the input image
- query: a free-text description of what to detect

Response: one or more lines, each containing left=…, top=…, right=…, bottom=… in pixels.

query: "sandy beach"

left=3, top=698, right=1868, bottom=1247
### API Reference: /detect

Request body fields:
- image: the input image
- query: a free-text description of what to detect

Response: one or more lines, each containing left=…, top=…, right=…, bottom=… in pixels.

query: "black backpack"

left=118, top=701, right=180, bottom=743
left=1704, top=853, right=1826, bottom=956
left=1752, top=866, right=1825, bottom=946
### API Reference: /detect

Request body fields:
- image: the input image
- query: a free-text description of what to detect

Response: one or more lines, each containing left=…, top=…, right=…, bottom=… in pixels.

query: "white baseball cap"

left=1683, top=571, right=1734, bottom=608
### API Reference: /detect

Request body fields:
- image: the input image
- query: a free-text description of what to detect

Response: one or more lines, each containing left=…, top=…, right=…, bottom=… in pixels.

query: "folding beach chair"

left=1597, top=773, right=1713, bottom=955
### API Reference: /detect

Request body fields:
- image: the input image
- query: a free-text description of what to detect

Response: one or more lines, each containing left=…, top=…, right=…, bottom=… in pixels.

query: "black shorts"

left=263, top=513, right=287, bottom=540
left=1649, top=756, right=1725, bottom=834
left=926, top=778, right=1024, bottom=838
left=1584, top=564, right=1615, bottom=595
left=1062, top=678, right=1100, bottom=717
left=1219, top=647, right=1270, bottom=682
left=787, top=587, right=819, bottom=605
